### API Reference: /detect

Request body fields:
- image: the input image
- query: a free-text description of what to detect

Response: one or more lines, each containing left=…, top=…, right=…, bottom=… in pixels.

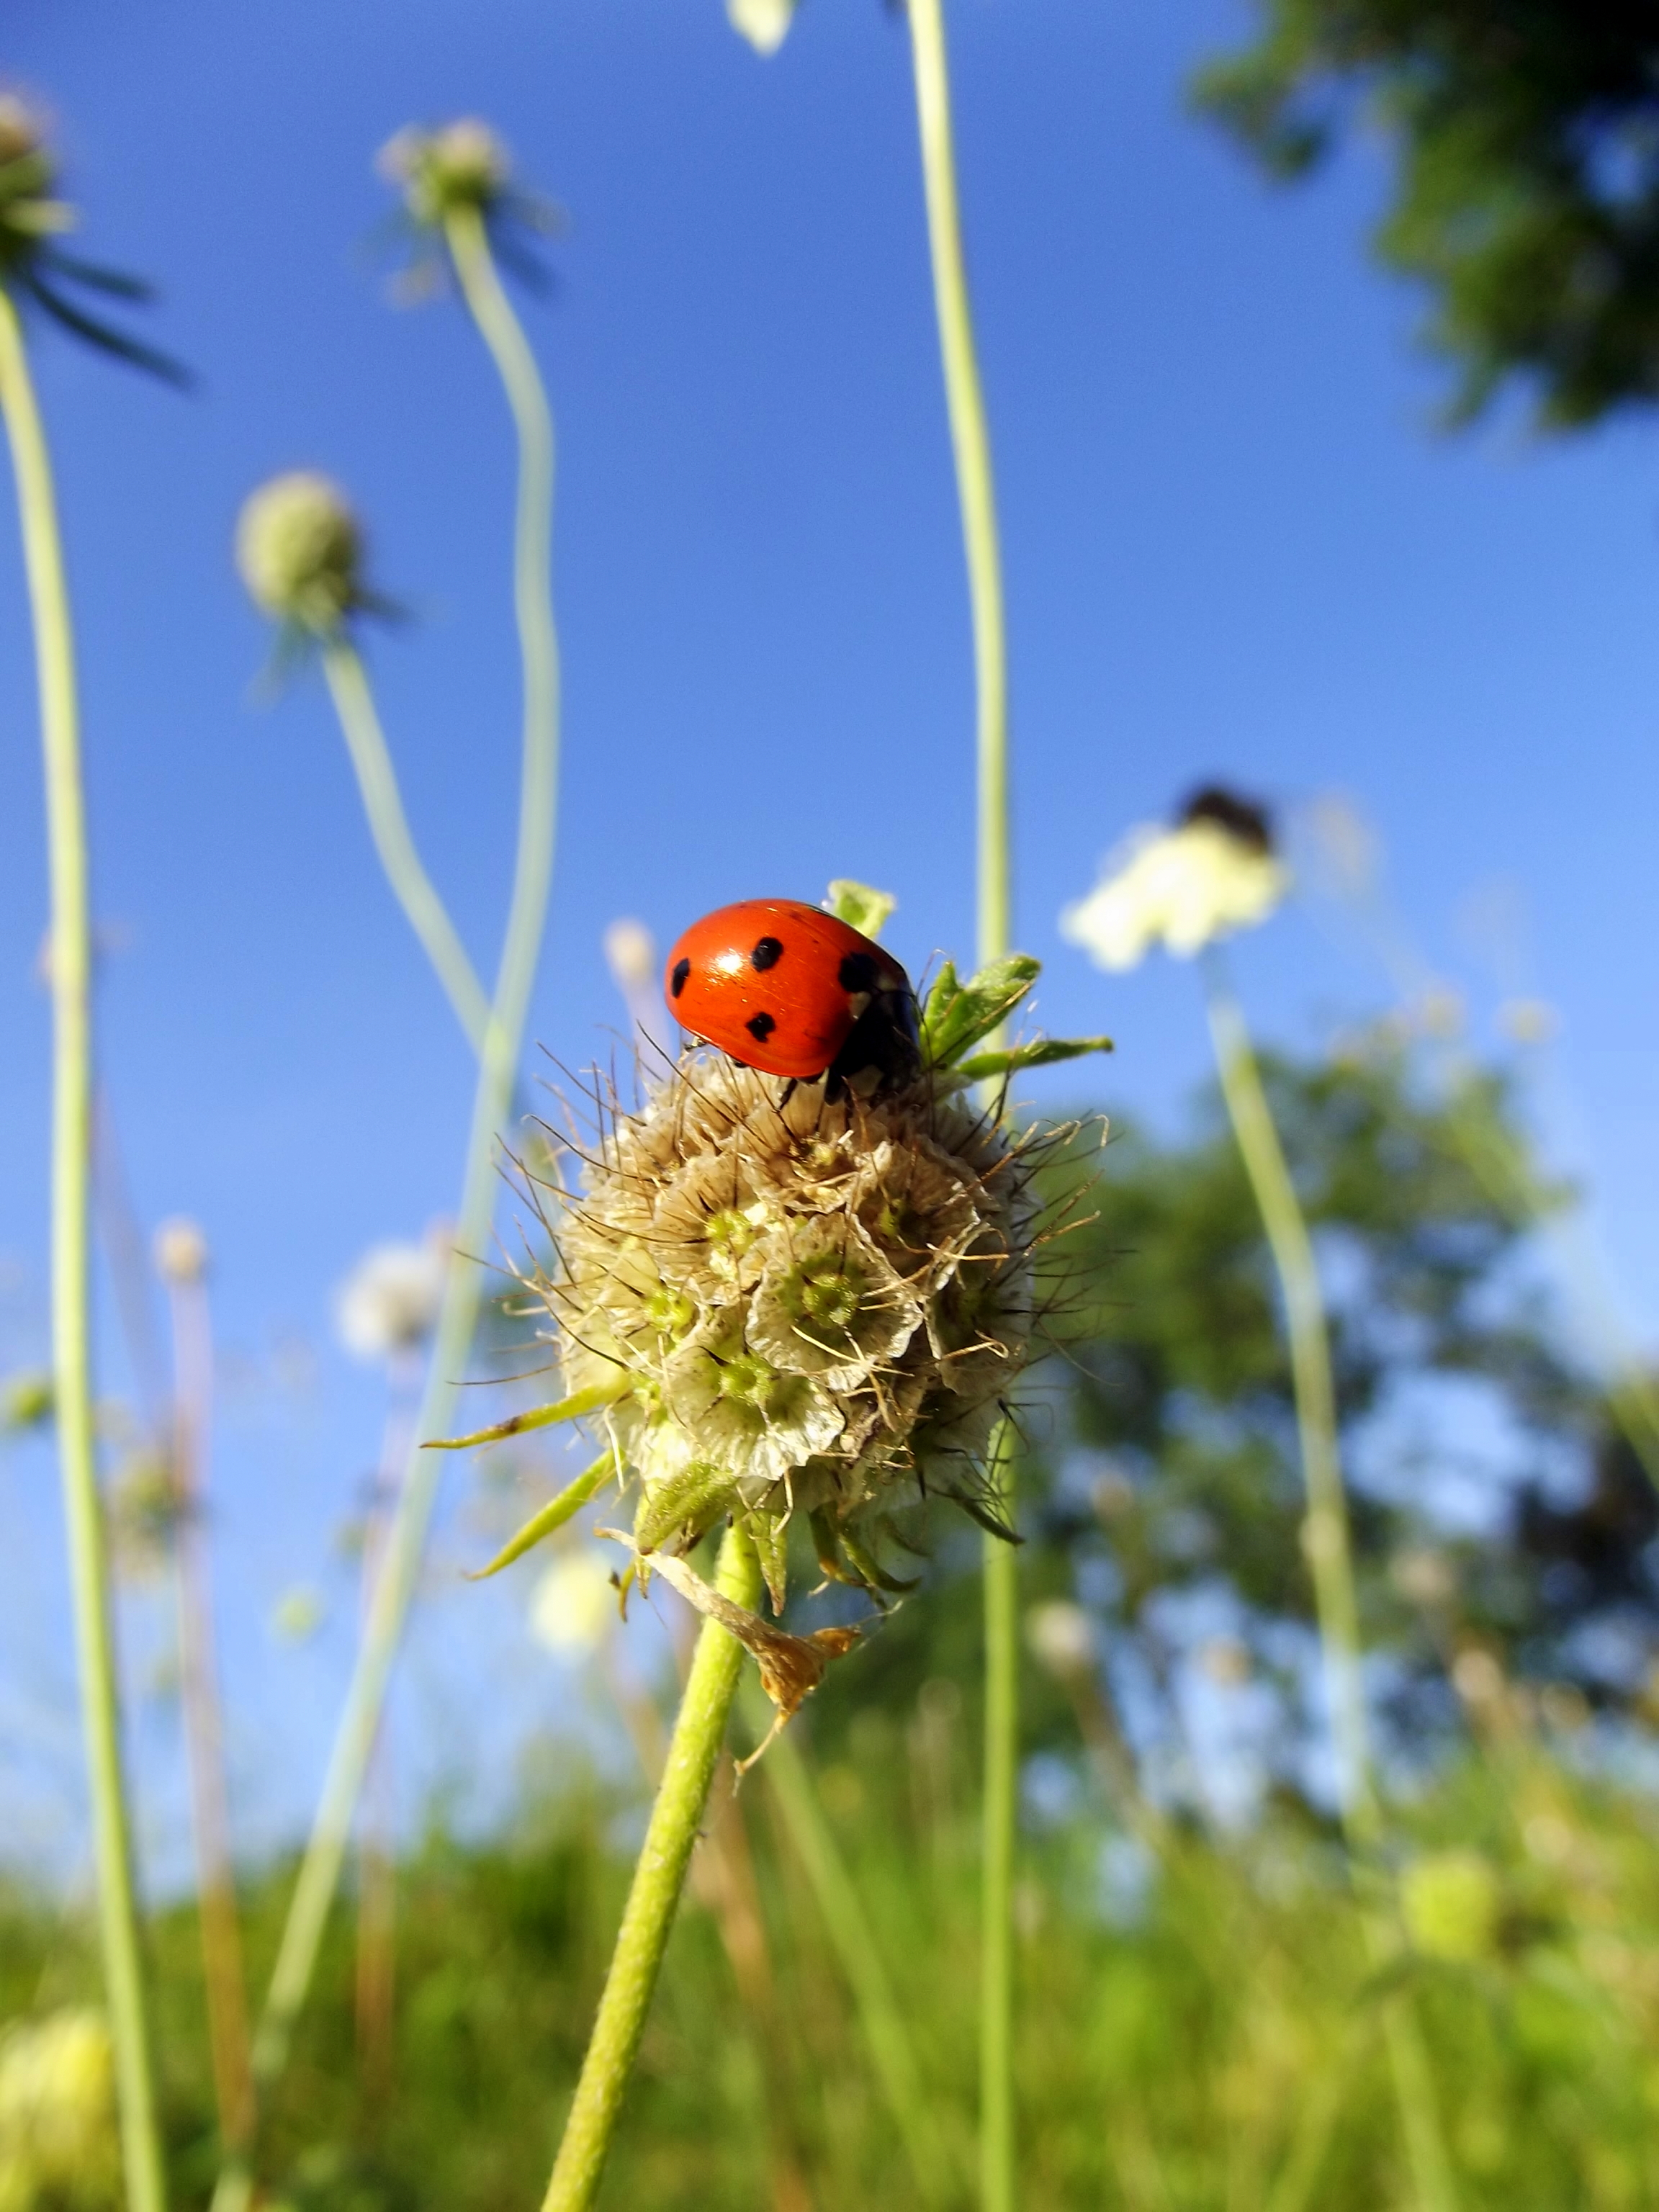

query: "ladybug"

left=664, top=898, right=921, bottom=1092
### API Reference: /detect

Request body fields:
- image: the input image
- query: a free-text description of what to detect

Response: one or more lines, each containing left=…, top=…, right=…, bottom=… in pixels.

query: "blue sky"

left=4, top=0, right=1659, bottom=1870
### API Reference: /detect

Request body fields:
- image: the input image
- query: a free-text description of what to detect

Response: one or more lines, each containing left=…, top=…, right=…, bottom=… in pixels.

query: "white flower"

left=529, top=1549, right=617, bottom=1655
left=1061, top=795, right=1287, bottom=972
left=335, top=1235, right=447, bottom=1362
left=728, top=0, right=797, bottom=55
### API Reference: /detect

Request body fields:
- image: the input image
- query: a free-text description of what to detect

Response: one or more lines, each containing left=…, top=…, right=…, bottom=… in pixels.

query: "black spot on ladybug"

left=670, top=958, right=691, bottom=999
left=837, top=951, right=878, bottom=994
left=750, top=936, right=783, bottom=972
left=746, top=1011, right=777, bottom=1043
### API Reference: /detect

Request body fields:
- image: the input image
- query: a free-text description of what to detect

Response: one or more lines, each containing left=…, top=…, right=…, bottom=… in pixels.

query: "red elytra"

left=663, top=899, right=920, bottom=1085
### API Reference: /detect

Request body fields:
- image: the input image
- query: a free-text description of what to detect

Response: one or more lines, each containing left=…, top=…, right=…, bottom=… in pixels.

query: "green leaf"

left=464, top=1449, right=619, bottom=1581
left=837, top=1524, right=921, bottom=1598
left=746, top=1509, right=791, bottom=1617
left=922, top=954, right=1041, bottom=1068
left=423, top=1377, right=631, bottom=1452
left=956, top=1034, right=1115, bottom=1082
left=824, top=879, right=896, bottom=940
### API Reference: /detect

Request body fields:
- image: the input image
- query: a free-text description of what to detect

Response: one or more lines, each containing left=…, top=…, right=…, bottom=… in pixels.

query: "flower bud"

left=235, top=472, right=363, bottom=635
left=379, top=119, right=511, bottom=226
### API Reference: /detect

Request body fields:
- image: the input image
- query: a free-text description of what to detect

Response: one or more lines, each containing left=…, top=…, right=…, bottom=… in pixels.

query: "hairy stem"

left=1206, top=971, right=1456, bottom=2212
left=0, top=285, right=170, bottom=2212
left=905, top=4, right=1017, bottom=2203
left=543, top=1528, right=761, bottom=2212
left=321, top=641, right=491, bottom=1055
left=212, top=212, right=562, bottom=2212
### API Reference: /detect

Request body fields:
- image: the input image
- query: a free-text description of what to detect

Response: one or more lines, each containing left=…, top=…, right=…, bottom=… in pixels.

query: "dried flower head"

left=236, top=472, right=367, bottom=638
left=1061, top=783, right=1287, bottom=972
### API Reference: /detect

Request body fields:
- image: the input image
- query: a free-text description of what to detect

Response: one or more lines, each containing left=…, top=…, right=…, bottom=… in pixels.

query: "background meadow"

left=4, top=1, right=1659, bottom=2206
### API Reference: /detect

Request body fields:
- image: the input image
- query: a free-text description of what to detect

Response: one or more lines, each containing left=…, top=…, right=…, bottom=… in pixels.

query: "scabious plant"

left=1061, top=784, right=1288, bottom=971
left=472, top=930, right=1105, bottom=1642
left=1061, top=782, right=1457, bottom=2209
left=449, top=896, right=1105, bottom=2212
left=0, top=93, right=181, bottom=379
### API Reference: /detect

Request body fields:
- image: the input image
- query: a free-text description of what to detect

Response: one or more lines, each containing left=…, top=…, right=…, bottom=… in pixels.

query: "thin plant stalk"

left=354, top=1348, right=421, bottom=2115
left=904, top=3, right=1017, bottom=2203
left=165, top=1254, right=256, bottom=2157
left=752, top=1687, right=955, bottom=2208
left=1205, top=968, right=1456, bottom=2212
left=0, top=287, right=170, bottom=2212
left=212, top=212, right=562, bottom=2212
left=321, top=640, right=491, bottom=1056
left=543, top=1527, right=762, bottom=2212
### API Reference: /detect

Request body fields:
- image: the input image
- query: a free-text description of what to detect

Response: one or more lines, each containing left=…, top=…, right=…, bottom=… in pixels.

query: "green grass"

left=9, top=1689, right=1659, bottom=2210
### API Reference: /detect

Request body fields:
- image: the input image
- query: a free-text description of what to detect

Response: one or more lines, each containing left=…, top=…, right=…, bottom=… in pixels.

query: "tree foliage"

left=1195, top=0, right=1659, bottom=426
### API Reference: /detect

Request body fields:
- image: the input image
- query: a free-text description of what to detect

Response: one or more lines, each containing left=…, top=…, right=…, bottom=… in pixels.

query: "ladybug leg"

left=776, top=1078, right=798, bottom=1112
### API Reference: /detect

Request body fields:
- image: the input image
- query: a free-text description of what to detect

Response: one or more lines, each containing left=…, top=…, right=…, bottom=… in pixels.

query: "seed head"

left=523, top=1050, right=1046, bottom=1611
left=379, top=119, right=512, bottom=227
left=0, top=95, right=63, bottom=280
left=236, top=472, right=365, bottom=637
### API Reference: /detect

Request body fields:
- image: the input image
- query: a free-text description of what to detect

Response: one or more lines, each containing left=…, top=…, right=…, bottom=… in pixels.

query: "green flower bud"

left=235, top=472, right=364, bottom=634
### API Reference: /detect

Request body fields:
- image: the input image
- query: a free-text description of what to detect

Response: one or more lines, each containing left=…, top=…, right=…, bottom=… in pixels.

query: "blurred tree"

left=1194, top=1, right=1659, bottom=426
left=823, top=1036, right=1659, bottom=1815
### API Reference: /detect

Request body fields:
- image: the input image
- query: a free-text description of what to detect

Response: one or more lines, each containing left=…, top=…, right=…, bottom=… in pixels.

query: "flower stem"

left=0, top=285, right=170, bottom=2212
left=1205, top=969, right=1456, bottom=2212
left=212, top=214, right=562, bottom=2212
left=543, top=1527, right=761, bottom=2212
left=166, top=1260, right=256, bottom=2157
left=978, top=1423, right=1018, bottom=2212
left=321, top=640, right=491, bottom=1056
left=904, top=4, right=1017, bottom=2204
left=444, top=202, right=560, bottom=1059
